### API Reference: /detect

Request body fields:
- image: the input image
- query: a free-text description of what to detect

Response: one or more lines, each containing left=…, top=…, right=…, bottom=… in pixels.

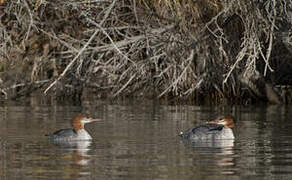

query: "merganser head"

left=207, top=115, right=235, bottom=129
left=72, top=114, right=101, bottom=131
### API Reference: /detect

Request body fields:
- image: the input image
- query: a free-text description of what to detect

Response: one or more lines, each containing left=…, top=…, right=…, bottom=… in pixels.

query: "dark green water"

left=0, top=98, right=292, bottom=180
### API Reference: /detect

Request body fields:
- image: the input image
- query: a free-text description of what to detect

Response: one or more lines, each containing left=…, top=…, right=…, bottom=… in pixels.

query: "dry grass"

left=0, top=0, right=291, bottom=103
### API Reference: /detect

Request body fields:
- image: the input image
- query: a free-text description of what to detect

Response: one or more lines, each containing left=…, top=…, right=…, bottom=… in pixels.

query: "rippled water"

left=0, top=98, right=292, bottom=180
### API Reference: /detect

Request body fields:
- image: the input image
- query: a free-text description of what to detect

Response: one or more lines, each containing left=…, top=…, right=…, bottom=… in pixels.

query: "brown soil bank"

left=0, top=0, right=292, bottom=104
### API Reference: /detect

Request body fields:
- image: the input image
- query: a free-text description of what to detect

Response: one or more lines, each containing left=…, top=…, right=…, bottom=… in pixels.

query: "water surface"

left=0, top=99, right=292, bottom=179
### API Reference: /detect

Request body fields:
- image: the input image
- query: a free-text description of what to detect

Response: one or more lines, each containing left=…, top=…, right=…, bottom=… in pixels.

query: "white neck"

left=222, top=128, right=234, bottom=139
left=76, top=129, right=92, bottom=140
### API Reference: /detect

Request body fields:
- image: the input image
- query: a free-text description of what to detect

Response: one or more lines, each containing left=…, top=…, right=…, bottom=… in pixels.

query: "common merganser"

left=46, top=114, right=101, bottom=141
left=179, top=115, right=235, bottom=140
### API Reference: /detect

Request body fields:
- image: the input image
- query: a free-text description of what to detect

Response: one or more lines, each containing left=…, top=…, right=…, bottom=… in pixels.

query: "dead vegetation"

left=0, top=0, right=291, bottom=104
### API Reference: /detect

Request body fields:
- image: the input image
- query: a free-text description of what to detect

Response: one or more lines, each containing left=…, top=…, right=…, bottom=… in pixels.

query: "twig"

left=23, top=0, right=35, bottom=41
left=263, top=0, right=276, bottom=76
left=4, top=80, right=50, bottom=91
left=159, top=50, right=194, bottom=97
left=0, top=89, right=7, bottom=99
left=44, top=0, right=117, bottom=94
left=113, top=74, right=135, bottom=97
left=39, top=29, right=78, bottom=53
left=88, top=25, right=175, bottom=52
left=201, top=0, right=235, bottom=34
left=223, top=45, right=247, bottom=84
left=44, top=29, right=99, bottom=94
left=82, top=14, right=136, bottom=65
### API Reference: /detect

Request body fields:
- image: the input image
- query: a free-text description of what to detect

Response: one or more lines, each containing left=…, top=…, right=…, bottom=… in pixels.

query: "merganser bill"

left=179, top=115, right=235, bottom=140
left=46, top=114, right=101, bottom=141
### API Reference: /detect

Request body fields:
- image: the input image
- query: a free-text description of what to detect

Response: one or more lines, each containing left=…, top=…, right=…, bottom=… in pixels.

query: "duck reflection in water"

left=46, top=114, right=101, bottom=166
left=182, top=138, right=234, bottom=148
left=179, top=115, right=236, bottom=175
left=50, top=140, right=93, bottom=166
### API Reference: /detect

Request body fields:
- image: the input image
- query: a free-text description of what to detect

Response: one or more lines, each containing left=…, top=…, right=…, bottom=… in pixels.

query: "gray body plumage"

left=46, top=128, right=92, bottom=141
left=179, top=124, right=234, bottom=140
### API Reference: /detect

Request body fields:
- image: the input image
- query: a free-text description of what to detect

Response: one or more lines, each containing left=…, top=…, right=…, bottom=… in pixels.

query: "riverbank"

left=0, top=0, right=291, bottom=104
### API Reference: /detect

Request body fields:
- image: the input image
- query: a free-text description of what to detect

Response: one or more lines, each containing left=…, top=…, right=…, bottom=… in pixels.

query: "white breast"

left=76, top=129, right=92, bottom=140
left=220, top=128, right=234, bottom=139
